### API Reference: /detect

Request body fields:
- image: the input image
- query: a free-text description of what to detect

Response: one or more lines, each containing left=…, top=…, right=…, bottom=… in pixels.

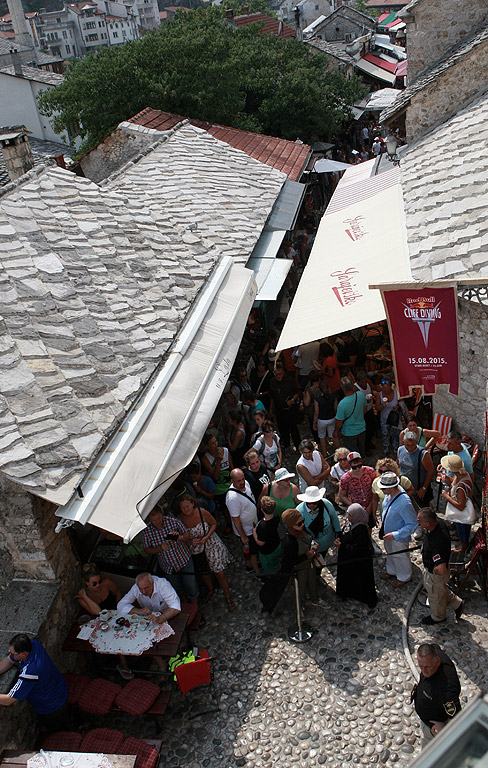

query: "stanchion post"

left=288, top=571, right=314, bottom=643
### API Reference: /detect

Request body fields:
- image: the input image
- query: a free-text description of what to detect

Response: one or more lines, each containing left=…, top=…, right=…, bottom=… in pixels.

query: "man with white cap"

left=296, top=486, right=341, bottom=558
left=378, top=471, right=418, bottom=586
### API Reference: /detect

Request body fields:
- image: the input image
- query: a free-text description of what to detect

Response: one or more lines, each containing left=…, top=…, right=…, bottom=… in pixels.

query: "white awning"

left=276, top=164, right=411, bottom=352
left=56, top=258, right=257, bottom=542
left=314, top=159, right=352, bottom=173
left=355, top=58, right=397, bottom=84
left=250, top=256, right=292, bottom=301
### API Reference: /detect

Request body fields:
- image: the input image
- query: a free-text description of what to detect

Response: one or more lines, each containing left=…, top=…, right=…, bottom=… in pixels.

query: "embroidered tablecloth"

left=76, top=613, right=174, bottom=655
left=28, top=753, right=112, bottom=768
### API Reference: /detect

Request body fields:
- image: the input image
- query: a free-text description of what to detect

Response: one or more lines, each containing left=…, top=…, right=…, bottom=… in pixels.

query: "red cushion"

left=78, top=678, right=122, bottom=715
left=41, top=732, right=83, bottom=751
left=115, top=678, right=160, bottom=715
left=81, top=729, right=124, bottom=753
left=121, top=737, right=159, bottom=768
left=64, top=672, right=91, bottom=704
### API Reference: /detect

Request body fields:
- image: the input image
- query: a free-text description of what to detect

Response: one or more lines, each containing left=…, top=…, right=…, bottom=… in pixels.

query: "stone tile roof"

left=306, top=38, right=357, bottom=66
left=380, top=22, right=488, bottom=123
left=0, top=64, right=64, bottom=85
left=0, top=122, right=284, bottom=502
left=232, top=12, right=296, bottom=39
left=0, top=137, right=73, bottom=188
left=401, top=89, right=488, bottom=281
left=129, top=108, right=311, bottom=181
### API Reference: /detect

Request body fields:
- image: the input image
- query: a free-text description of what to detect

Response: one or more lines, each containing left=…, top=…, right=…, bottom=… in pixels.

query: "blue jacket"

left=382, top=490, right=418, bottom=542
left=297, top=499, right=341, bottom=552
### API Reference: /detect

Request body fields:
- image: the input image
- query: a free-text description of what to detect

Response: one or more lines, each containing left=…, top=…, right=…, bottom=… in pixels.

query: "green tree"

left=39, top=8, right=366, bottom=155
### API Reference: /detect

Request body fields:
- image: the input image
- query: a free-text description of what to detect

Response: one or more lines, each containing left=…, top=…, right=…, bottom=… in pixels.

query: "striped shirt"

left=142, top=516, right=191, bottom=574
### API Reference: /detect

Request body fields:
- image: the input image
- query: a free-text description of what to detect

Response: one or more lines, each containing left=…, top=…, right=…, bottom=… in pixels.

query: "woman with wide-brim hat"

left=439, top=454, right=474, bottom=553
left=259, top=467, right=299, bottom=521
left=296, top=485, right=341, bottom=557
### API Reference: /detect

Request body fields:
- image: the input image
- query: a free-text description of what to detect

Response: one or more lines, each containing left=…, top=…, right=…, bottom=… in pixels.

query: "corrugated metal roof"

left=129, top=108, right=311, bottom=181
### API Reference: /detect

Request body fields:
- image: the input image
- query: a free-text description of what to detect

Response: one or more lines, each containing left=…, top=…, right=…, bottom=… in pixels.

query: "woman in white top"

left=252, top=419, right=282, bottom=474
left=296, top=438, right=330, bottom=493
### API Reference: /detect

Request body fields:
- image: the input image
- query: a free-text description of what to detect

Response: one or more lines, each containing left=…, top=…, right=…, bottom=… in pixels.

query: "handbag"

left=386, top=408, right=400, bottom=427
left=444, top=480, right=477, bottom=524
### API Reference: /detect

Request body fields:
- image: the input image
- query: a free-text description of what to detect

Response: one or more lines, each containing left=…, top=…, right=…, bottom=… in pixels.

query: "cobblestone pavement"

left=79, top=446, right=488, bottom=768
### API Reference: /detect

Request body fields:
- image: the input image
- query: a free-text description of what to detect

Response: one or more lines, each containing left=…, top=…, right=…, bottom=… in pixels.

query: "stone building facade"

left=0, top=476, right=81, bottom=748
left=403, top=0, right=488, bottom=83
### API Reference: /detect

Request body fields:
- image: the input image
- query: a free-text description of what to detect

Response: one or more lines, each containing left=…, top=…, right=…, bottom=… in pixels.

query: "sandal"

left=226, top=599, right=236, bottom=613
left=201, top=590, right=215, bottom=604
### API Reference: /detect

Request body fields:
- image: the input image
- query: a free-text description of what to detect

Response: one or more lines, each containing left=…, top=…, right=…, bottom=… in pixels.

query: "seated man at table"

left=117, top=573, right=181, bottom=624
left=0, top=634, right=70, bottom=731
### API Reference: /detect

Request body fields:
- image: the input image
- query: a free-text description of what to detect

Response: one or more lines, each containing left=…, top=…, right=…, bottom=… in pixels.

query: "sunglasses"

left=381, top=380, right=390, bottom=385
left=91, top=580, right=101, bottom=586
left=377, top=468, right=388, bottom=473
left=351, top=463, right=363, bottom=469
left=295, top=520, right=305, bottom=526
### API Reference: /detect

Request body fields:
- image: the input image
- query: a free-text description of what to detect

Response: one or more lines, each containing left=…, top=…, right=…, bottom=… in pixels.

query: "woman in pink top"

left=338, top=451, right=377, bottom=524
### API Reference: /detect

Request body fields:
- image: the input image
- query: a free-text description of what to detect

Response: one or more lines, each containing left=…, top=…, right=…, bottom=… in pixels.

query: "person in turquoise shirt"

left=446, top=430, right=473, bottom=478
left=333, top=377, right=367, bottom=456
left=296, top=485, right=341, bottom=556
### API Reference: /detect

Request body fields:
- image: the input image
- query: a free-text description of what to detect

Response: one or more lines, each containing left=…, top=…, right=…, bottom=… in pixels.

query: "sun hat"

left=377, top=471, right=400, bottom=490
left=347, top=451, right=361, bottom=462
left=440, top=454, right=464, bottom=473
left=274, top=467, right=295, bottom=482
left=297, top=486, right=326, bottom=504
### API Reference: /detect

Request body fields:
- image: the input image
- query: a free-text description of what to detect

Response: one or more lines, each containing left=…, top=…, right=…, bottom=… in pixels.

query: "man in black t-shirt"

left=253, top=496, right=281, bottom=574
left=268, top=361, right=300, bottom=450
left=417, top=508, right=464, bottom=625
left=412, top=643, right=461, bottom=746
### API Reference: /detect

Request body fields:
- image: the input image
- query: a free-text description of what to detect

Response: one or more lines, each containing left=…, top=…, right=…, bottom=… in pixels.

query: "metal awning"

left=248, top=255, right=292, bottom=301
left=55, top=258, right=257, bottom=542
left=266, top=180, right=307, bottom=232
left=276, top=163, right=411, bottom=352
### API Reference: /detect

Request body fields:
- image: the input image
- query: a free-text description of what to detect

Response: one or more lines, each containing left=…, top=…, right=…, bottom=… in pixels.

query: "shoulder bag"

left=341, top=392, right=358, bottom=426
left=378, top=492, right=403, bottom=540
left=445, top=480, right=477, bottom=524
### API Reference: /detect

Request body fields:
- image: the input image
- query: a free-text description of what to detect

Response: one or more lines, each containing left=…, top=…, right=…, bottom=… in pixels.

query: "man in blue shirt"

left=379, top=471, right=418, bottom=586
left=0, top=634, right=70, bottom=731
left=446, top=430, right=473, bottom=479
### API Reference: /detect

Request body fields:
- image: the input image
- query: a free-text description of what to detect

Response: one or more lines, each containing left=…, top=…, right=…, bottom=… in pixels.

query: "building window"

left=113, top=30, right=118, bottom=36
left=56, top=17, right=61, bottom=22
left=66, top=43, right=71, bottom=52
left=62, top=30, right=67, bottom=38
left=86, top=33, right=98, bottom=40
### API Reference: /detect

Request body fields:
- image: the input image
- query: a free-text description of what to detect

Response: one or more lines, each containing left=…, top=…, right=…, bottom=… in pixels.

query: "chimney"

left=6, top=0, right=33, bottom=49
left=278, top=20, right=283, bottom=35
left=10, top=48, right=23, bottom=76
left=225, top=8, right=233, bottom=18
left=241, top=4, right=248, bottom=11
left=0, top=125, right=35, bottom=182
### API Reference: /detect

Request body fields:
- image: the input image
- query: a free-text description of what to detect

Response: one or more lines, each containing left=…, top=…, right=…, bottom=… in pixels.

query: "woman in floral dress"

left=177, top=494, right=235, bottom=612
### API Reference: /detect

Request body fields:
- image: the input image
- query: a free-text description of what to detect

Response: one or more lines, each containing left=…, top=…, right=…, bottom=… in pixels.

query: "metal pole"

left=288, top=571, right=314, bottom=643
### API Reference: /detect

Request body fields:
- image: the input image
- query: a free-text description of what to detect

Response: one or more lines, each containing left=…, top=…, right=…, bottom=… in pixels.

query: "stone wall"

left=0, top=478, right=83, bottom=748
left=318, top=8, right=374, bottom=41
left=433, top=297, right=487, bottom=448
left=80, top=122, right=165, bottom=184
left=405, top=40, right=488, bottom=144
left=404, top=0, right=488, bottom=83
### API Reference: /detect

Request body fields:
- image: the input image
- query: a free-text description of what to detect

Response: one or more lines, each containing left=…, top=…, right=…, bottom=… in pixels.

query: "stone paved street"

left=80, top=497, right=487, bottom=768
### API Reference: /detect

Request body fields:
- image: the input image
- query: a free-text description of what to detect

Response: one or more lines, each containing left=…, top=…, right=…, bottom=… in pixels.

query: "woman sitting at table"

left=177, top=495, right=236, bottom=612
left=77, top=563, right=133, bottom=680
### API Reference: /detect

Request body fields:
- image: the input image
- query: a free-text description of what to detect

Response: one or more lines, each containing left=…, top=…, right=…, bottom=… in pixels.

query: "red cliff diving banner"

left=380, top=286, right=460, bottom=397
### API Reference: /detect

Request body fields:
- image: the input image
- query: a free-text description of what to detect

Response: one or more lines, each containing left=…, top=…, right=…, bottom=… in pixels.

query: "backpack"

left=167, top=650, right=196, bottom=681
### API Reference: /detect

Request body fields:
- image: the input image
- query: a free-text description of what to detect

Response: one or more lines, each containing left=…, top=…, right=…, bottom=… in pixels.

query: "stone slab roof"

left=0, top=122, right=284, bottom=503
left=380, top=22, right=488, bottom=123
left=401, top=89, right=488, bottom=281
left=129, top=108, right=311, bottom=181
left=306, top=38, right=357, bottom=66
left=0, top=64, right=64, bottom=85
left=0, top=137, right=73, bottom=188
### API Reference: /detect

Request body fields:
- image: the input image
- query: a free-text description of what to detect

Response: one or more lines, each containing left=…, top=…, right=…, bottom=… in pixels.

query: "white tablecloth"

left=77, top=613, right=174, bottom=655
left=28, top=753, right=112, bottom=768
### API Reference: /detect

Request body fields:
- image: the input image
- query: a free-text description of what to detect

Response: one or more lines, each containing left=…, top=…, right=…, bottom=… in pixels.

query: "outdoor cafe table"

left=0, top=752, right=136, bottom=768
left=62, top=611, right=188, bottom=661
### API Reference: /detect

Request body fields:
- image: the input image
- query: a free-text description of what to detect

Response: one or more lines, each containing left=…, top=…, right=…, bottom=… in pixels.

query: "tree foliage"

left=38, top=8, right=366, bottom=155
